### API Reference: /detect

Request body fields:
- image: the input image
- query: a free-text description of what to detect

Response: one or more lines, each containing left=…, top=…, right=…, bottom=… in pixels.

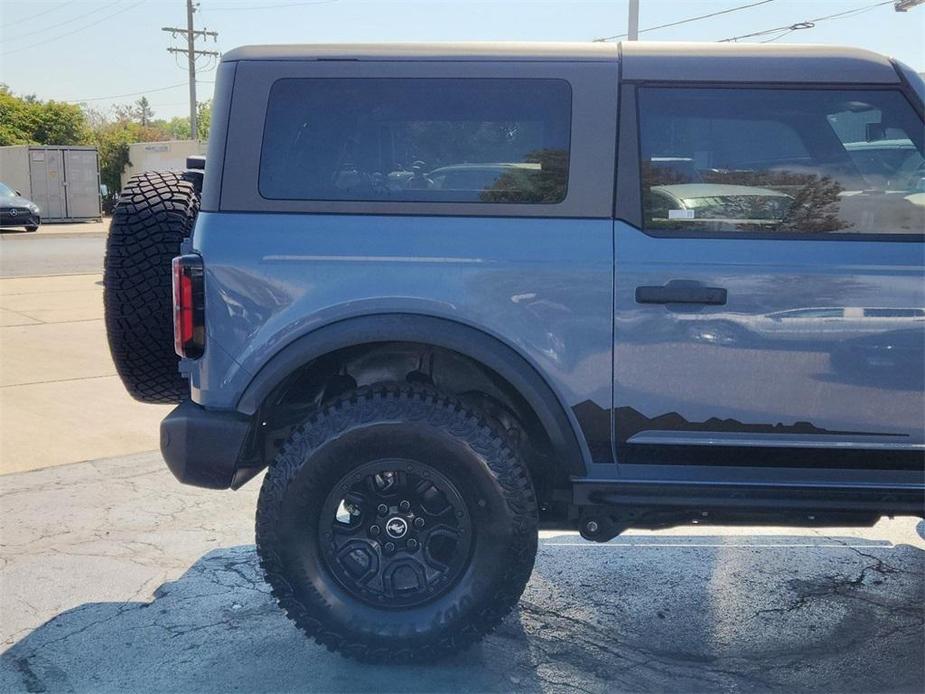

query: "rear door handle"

left=635, top=284, right=727, bottom=305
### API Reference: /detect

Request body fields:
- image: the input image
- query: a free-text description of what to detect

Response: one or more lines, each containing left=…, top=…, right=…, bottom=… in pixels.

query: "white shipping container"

left=0, top=145, right=102, bottom=222
left=121, top=140, right=206, bottom=190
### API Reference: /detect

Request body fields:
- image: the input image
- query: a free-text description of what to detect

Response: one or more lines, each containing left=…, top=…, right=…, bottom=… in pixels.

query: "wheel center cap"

left=385, top=517, right=408, bottom=539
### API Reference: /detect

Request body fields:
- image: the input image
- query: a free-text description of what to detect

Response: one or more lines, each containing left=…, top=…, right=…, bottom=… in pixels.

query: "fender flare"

left=235, top=313, right=589, bottom=476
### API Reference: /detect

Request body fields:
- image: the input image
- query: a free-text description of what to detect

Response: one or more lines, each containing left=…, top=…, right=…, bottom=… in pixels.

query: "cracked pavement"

left=1, top=453, right=923, bottom=693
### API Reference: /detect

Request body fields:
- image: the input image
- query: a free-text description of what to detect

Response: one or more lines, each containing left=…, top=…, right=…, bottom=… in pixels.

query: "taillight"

left=172, top=254, right=205, bottom=358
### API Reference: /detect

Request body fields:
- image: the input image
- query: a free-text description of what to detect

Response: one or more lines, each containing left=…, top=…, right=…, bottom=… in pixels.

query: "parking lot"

left=1, top=223, right=923, bottom=693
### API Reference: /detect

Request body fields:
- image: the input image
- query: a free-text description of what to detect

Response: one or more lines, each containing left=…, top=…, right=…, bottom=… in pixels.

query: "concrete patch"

left=0, top=283, right=102, bottom=323
left=0, top=377, right=170, bottom=474
left=0, top=274, right=170, bottom=474
left=1, top=320, right=111, bottom=387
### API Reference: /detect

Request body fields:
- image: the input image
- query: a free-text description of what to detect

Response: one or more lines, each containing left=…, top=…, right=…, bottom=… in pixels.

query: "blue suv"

left=104, top=42, right=925, bottom=662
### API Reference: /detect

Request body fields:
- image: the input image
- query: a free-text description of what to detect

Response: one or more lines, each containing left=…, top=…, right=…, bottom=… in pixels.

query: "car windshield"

left=0, top=182, right=14, bottom=197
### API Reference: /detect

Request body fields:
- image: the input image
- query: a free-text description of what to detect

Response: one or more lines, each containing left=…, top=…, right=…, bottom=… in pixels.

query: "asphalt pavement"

left=1, top=452, right=923, bottom=694
left=0, top=221, right=107, bottom=278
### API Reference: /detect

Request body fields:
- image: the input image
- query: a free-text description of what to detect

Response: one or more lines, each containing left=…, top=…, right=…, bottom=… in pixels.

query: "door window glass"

left=638, top=87, right=925, bottom=235
left=260, top=78, right=572, bottom=204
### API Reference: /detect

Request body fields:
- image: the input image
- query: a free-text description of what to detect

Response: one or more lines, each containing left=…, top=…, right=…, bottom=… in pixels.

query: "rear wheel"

left=104, top=171, right=199, bottom=404
left=256, top=385, right=539, bottom=662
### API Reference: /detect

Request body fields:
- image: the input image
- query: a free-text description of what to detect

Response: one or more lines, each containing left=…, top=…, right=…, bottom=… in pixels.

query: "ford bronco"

left=104, top=42, right=925, bottom=662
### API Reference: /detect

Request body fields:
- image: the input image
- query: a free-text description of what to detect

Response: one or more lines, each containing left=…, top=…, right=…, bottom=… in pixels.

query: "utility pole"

left=162, top=0, right=218, bottom=139
left=627, top=0, right=640, bottom=40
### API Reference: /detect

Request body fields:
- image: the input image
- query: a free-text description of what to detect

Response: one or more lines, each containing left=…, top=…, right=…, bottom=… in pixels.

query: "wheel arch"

left=235, top=313, right=590, bottom=482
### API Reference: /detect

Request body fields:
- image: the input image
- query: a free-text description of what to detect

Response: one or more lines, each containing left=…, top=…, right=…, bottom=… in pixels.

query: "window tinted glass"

left=259, top=78, right=571, bottom=203
left=638, top=88, right=925, bottom=235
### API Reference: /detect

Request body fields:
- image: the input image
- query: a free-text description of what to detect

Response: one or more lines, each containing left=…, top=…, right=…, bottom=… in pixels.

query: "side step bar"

left=573, top=479, right=925, bottom=515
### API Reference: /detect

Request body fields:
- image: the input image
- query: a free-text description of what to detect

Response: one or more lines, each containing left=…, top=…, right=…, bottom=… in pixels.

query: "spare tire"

left=104, top=171, right=200, bottom=404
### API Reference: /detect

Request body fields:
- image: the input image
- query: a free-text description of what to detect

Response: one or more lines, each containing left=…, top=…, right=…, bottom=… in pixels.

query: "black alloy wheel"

left=319, top=460, right=472, bottom=608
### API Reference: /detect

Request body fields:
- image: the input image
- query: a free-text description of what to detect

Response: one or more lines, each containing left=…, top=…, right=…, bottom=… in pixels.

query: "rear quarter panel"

left=191, top=211, right=614, bottom=463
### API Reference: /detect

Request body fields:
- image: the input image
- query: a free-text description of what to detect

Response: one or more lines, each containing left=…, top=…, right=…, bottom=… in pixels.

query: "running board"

left=572, top=479, right=925, bottom=515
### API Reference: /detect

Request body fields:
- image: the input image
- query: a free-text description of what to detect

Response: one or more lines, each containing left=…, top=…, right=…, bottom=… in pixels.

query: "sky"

left=1, top=0, right=924, bottom=120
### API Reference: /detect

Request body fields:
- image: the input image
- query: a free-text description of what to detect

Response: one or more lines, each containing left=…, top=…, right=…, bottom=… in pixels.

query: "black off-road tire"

left=104, top=171, right=199, bottom=404
left=256, top=384, right=539, bottom=663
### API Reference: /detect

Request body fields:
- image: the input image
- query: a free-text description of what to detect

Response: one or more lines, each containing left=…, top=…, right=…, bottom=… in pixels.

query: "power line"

left=66, top=81, right=215, bottom=104
left=204, top=0, right=338, bottom=10
left=4, top=0, right=122, bottom=42
left=2, top=1, right=73, bottom=29
left=1, top=1, right=145, bottom=56
left=595, top=0, right=776, bottom=42
left=67, top=83, right=189, bottom=104
left=719, top=0, right=894, bottom=42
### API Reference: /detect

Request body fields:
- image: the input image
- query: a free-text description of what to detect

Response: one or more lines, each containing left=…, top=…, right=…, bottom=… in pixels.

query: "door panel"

left=613, top=223, right=924, bottom=470
left=613, top=84, right=925, bottom=476
left=29, top=149, right=66, bottom=219
left=64, top=149, right=100, bottom=218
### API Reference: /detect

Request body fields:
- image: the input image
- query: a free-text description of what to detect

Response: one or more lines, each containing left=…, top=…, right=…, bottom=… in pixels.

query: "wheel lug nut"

left=407, top=538, right=418, bottom=551
left=377, top=504, right=388, bottom=516
left=399, top=500, right=411, bottom=512
left=369, top=525, right=380, bottom=537
left=384, top=542, right=395, bottom=553
left=413, top=517, right=425, bottom=529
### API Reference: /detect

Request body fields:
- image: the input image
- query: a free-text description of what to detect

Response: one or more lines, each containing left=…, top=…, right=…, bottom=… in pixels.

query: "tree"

left=163, top=115, right=192, bottom=140
left=134, top=97, right=155, bottom=126
left=195, top=100, right=211, bottom=140
left=0, top=85, right=88, bottom=146
left=89, top=119, right=171, bottom=194
left=0, top=85, right=34, bottom=145
left=31, top=100, right=89, bottom=145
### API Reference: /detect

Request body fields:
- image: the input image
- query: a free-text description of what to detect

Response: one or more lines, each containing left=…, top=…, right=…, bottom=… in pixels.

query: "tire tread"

left=103, top=170, right=199, bottom=404
left=255, top=384, right=539, bottom=663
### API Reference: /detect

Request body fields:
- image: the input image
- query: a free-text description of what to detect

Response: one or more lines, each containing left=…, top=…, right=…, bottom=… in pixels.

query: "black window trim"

left=619, top=80, right=925, bottom=243
left=220, top=59, right=618, bottom=219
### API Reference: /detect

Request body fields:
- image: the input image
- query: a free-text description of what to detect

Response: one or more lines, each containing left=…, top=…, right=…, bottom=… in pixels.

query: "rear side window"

left=259, top=78, right=572, bottom=204
left=638, top=87, right=925, bottom=236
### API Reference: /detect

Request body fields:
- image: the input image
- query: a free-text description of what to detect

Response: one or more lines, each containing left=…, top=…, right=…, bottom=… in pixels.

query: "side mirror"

left=14, top=190, right=22, bottom=196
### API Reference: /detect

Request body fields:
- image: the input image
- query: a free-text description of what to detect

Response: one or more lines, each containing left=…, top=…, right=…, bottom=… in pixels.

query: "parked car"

left=647, top=183, right=794, bottom=227
left=103, top=42, right=925, bottom=663
left=0, top=181, right=40, bottom=231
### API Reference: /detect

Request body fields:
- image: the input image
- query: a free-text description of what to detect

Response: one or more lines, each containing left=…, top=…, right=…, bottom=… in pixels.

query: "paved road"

left=1, top=453, right=923, bottom=693
left=0, top=233, right=106, bottom=278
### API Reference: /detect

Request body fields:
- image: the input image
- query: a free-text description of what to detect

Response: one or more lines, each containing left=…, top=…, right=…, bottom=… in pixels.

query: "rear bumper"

left=160, top=400, right=251, bottom=489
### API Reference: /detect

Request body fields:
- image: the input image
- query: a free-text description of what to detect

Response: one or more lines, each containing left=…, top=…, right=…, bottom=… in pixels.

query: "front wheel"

left=24, top=224, right=38, bottom=232
left=255, top=385, right=538, bottom=662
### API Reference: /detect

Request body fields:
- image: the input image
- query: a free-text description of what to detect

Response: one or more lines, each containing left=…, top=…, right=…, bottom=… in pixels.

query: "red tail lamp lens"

left=172, top=254, right=204, bottom=358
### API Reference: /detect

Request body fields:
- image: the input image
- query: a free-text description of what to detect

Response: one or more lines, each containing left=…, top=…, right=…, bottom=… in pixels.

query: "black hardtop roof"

left=221, top=41, right=899, bottom=84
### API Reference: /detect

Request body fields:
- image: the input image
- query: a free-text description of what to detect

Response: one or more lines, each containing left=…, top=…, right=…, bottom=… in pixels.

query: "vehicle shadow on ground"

left=2, top=535, right=923, bottom=693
